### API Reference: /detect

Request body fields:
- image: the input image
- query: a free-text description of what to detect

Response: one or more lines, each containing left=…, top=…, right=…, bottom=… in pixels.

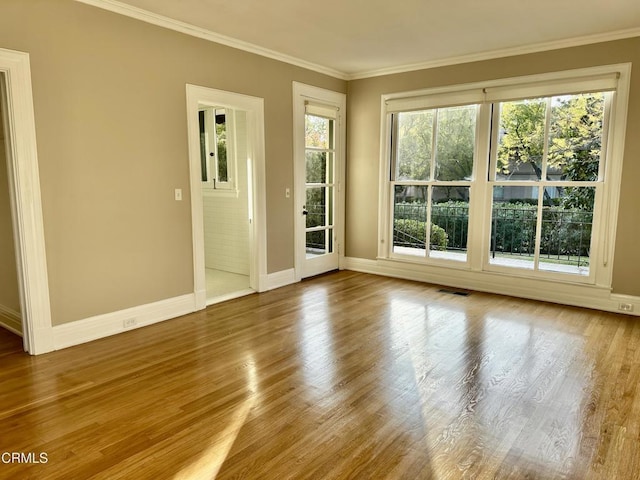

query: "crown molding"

left=347, top=27, right=640, bottom=80
left=74, top=0, right=348, bottom=80
left=74, top=1, right=639, bottom=83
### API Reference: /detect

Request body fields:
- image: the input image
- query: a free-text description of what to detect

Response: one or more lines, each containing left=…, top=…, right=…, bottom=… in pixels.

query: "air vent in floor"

left=438, top=288, right=470, bottom=297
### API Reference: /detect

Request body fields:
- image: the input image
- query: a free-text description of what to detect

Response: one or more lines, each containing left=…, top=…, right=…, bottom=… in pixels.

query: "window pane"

left=306, top=229, right=332, bottom=257
left=215, top=110, right=228, bottom=182
left=435, top=105, right=477, bottom=181
left=539, top=187, right=594, bottom=275
left=548, top=93, right=604, bottom=182
left=305, top=151, right=334, bottom=184
left=198, top=110, right=208, bottom=182
left=305, top=114, right=332, bottom=149
left=396, top=111, right=433, bottom=181
left=489, top=186, right=539, bottom=269
left=393, top=185, right=427, bottom=256
left=306, top=187, right=333, bottom=228
left=430, top=187, right=469, bottom=261
left=496, top=99, right=546, bottom=181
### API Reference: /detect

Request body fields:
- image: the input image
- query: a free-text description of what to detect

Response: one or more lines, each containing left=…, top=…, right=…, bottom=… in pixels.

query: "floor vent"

left=438, top=288, right=470, bottom=297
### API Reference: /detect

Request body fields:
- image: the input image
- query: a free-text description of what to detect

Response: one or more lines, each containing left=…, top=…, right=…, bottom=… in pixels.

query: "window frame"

left=378, top=64, right=631, bottom=289
left=388, top=104, right=481, bottom=266
left=199, top=105, right=237, bottom=196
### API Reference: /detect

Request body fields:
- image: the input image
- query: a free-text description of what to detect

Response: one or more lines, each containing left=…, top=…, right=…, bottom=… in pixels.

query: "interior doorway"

left=0, top=48, right=52, bottom=355
left=186, top=85, right=267, bottom=310
left=199, top=105, right=252, bottom=304
left=0, top=89, right=23, bottom=338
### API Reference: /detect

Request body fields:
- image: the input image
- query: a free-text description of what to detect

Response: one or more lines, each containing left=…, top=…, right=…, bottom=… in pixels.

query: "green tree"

left=434, top=105, right=476, bottom=181
left=497, top=93, right=604, bottom=209
left=497, top=99, right=546, bottom=179
left=548, top=93, right=603, bottom=210
left=396, top=110, right=433, bottom=181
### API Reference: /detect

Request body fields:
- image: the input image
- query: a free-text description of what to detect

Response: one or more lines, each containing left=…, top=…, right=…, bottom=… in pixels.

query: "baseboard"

left=0, top=304, right=22, bottom=336
left=263, top=268, right=297, bottom=291
left=52, top=293, right=197, bottom=350
left=343, top=256, right=640, bottom=316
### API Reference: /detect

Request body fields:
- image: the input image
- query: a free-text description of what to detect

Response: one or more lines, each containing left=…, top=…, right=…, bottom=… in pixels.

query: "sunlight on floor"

left=173, top=397, right=255, bottom=480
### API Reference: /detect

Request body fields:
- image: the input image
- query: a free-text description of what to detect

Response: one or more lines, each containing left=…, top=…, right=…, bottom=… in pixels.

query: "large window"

left=391, top=105, right=477, bottom=262
left=489, top=93, right=605, bottom=275
left=382, top=66, right=628, bottom=285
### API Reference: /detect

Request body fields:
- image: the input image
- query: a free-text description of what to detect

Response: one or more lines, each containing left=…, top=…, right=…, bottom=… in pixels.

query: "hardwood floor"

left=1, top=271, right=639, bottom=479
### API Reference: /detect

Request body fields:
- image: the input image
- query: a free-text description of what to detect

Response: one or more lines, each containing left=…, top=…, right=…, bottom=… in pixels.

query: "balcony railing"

left=393, top=202, right=592, bottom=268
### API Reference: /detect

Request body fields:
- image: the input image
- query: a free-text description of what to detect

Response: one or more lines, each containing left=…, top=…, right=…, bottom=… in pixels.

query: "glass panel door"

left=304, top=113, right=335, bottom=259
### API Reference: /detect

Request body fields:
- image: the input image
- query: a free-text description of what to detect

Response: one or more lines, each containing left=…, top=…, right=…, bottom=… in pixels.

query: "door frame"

left=186, top=85, right=267, bottom=309
left=292, top=82, right=346, bottom=281
left=0, top=48, right=53, bottom=355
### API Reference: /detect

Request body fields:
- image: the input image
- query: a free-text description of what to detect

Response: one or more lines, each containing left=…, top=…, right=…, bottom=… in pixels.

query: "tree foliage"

left=396, top=105, right=476, bottom=181
left=497, top=93, right=604, bottom=209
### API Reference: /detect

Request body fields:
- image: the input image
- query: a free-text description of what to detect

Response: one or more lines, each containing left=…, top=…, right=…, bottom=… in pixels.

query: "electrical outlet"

left=618, top=303, right=634, bottom=313
left=123, top=318, right=137, bottom=329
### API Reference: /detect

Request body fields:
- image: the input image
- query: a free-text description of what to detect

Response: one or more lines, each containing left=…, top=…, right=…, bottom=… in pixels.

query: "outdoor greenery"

left=304, top=114, right=334, bottom=252
left=391, top=93, right=602, bottom=266
left=394, top=200, right=592, bottom=263
left=396, top=105, right=476, bottom=181
left=216, top=115, right=228, bottom=182
left=498, top=93, right=604, bottom=208
left=393, top=218, right=448, bottom=251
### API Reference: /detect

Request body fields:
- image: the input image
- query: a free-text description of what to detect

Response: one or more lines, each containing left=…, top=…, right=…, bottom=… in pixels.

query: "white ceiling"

left=90, top=0, right=640, bottom=78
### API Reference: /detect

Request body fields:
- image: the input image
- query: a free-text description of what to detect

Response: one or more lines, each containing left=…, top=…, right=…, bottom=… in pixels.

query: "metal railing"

left=393, top=202, right=592, bottom=266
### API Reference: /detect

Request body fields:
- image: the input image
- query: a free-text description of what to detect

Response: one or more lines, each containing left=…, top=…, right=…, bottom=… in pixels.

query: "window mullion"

left=533, top=185, right=544, bottom=270
left=425, top=185, right=433, bottom=259
left=470, top=102, right=492, bottom=271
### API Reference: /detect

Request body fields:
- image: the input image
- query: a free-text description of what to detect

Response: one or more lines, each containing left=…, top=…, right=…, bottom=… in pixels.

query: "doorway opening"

left=0, top=48, right=52, bottom=355
left=0, top=88, right=22, bottom=339
left=186, top=85, right=267, bottom=310
left=199, top=105, right=252, bottom=303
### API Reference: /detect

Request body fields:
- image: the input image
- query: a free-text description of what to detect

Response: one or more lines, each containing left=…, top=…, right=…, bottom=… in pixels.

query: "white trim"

left=74, top=0, right=347, bottom=80
left=0, top=304, right=22, bottom=336
left=343, top=256, right=640, bottom=316
left=263, top=268, right=297, bottom=291
left=0, top=48, right=53, bottom=355
left=52, top=294, right=196, bottom=350
left=186, top=85, right=268, bottom=311
left=349, top=28, right=640, bottom=80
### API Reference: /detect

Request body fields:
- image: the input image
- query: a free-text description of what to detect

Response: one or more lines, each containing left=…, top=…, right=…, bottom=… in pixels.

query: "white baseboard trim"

left=343, top=256, right=640, bottom=316
left=0, top=304, right=22, bottom=336
left=52, top=293, right=197, bottom=350
left=263, top=268, right=297, bottom=291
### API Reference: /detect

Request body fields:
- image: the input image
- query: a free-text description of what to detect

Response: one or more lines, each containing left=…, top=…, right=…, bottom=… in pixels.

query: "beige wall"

left=0, top=97, right=22, bottom=315
left=346, top=37, right=640, bottom=296
left=0, top=0, right=346, bottom=325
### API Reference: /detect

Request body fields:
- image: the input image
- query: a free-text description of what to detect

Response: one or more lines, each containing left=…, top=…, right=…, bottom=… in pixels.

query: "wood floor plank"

left=0, top=270, right=639, bottom=479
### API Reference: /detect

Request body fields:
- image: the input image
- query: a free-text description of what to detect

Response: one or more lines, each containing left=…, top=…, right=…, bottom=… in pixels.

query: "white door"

left=294, top=83, right=346, bottom=280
